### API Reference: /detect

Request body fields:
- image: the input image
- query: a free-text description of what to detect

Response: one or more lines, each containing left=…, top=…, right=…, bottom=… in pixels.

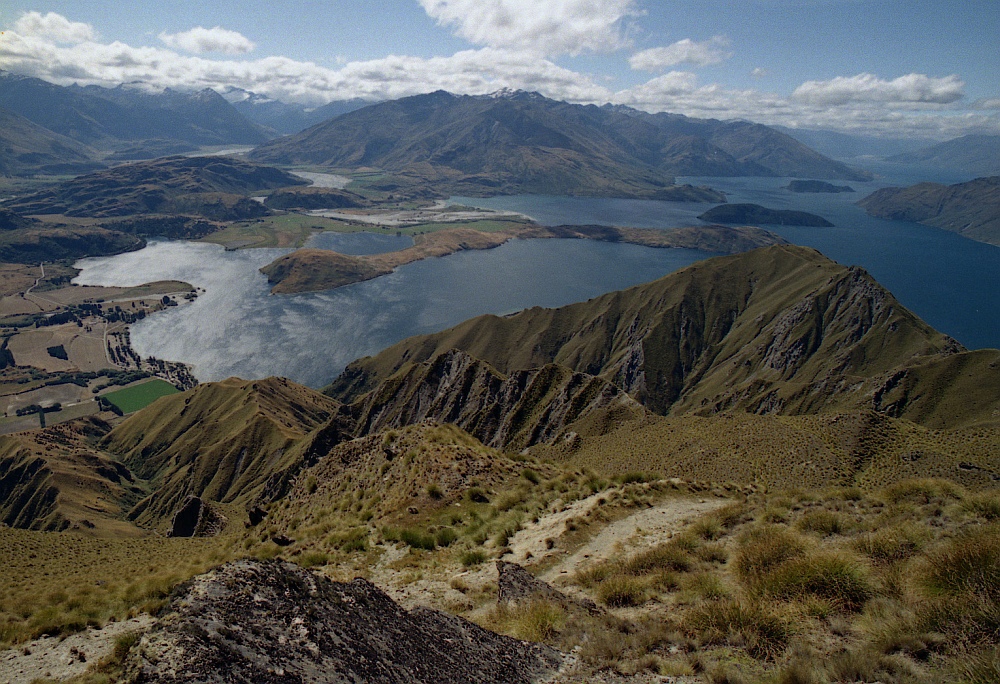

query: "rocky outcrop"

left=166, top=496, right=225, bottom=537
left=355, top=349, right=643, bottom=451
left=126, top=559, right=560, bottom=683
left=497, top=561, right=600, bottom=615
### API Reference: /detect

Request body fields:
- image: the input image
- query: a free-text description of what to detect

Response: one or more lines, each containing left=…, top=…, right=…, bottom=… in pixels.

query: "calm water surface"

left=454, top=174, right=1000, bottom=352
left=74, top=239, right=712, bottom=386
left=75, top=170, right=1000, bottom=387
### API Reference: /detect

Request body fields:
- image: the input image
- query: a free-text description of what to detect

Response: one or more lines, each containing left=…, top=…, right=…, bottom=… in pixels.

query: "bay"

left=73, top=238, right=712, bottom=387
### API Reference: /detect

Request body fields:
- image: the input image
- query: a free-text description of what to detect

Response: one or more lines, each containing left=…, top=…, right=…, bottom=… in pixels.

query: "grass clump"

left=733, top=525, right=806, bottom=589
left=684, top=598, right=791, bottom=660
left=485, top=600, right=566, bottom=642
left=399, top=528, right=437, bottom=551
left=461, top=550, right=488, bottom=567
left=760, top=551, right=874, bottom=611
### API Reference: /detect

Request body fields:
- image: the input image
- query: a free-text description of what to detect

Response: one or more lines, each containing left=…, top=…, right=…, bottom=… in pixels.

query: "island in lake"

left=697, top=203, right=834, bottom=227
left=785, top=180, right=855, bottom=193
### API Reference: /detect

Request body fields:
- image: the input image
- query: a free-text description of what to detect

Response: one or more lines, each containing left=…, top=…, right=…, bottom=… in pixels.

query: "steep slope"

left=0, top=71, right=268, bottom=147
left=858, top=176, right=1000, bottom=246
left=0, top=417, right=144, bottom=535
left=355, top=349, right=643, bottom=451
left=3, top=155, right=305, bottom=218
left=0, top=108, right=101, bottom=176
left=102, top=377, right=351, bottom=528
left=888, top=134, right=1000, bottom=176
left=329, top=245, right=996, bottom=428
left=250, top=90, right=867, bottom=197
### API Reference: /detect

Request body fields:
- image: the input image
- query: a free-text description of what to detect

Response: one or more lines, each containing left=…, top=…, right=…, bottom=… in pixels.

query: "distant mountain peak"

left=482, top=88, right=546, bottom=101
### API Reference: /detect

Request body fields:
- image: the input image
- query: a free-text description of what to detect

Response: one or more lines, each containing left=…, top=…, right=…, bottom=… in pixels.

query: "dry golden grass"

left=535, top=478, right=1000, bottom=682
left=0, top=526, right=235, bottom=647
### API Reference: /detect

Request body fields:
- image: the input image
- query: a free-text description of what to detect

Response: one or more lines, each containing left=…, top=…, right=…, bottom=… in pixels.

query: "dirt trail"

left=540, top=497, right=728, bottom=583
left=502, top=490, right=729, bottom=584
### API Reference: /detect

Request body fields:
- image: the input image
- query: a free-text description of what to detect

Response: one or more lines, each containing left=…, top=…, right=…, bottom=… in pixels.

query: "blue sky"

left=1, top=0, right=997, bottom=138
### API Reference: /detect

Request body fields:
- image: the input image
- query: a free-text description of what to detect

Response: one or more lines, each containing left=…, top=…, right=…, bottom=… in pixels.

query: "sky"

left=1, top=0, right=997, bottom=139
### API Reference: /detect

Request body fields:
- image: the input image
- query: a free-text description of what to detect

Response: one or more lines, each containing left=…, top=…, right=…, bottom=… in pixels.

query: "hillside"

left=328, top=244, right=998, bottom=429
left=250, top=90, right=868, bottom=197
left=0, top=417, right=144, bottom=535
left=101, top=376, right=351, bottom=528
left=0, top=70, right=269, bottom=149
left=0, top=108, right=101, bottom=176
left=888, top=134, right=1000, bottom=176
left=858, top=176, right=1000, bottom=246
left=2, top=156, right=306, bottom=219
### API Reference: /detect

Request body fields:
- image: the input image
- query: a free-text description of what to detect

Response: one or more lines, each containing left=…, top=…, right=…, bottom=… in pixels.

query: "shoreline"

left=259, top=223, right=789, bottom=295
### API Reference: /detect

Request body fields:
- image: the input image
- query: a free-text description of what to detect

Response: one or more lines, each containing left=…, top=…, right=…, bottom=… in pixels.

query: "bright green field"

left=102, top=379, right=180, bottom=414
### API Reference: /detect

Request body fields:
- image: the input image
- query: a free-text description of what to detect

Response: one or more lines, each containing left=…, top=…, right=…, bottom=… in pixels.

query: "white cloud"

left=1, top=12, right=996, bottom=139
left=751, top=67, right=768, bottom=79
left=418, top=0, right=638, bottom=55
left=13, top=11, right=95, bottom=44
left=159, top=26, right=255, bottom=55
left=793, top=73, right=964, bottom=105
left=629, top=36, right=731, bottom=71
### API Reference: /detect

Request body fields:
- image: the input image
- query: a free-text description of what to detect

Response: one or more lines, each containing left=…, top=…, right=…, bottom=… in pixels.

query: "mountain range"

left=250, top=90, right=870, bottom=197
left=888, top=134, right=1000, bottom=176
left=0, top=70, right=269, bottom=150
left=5, top=244, right=998, bottom=537
left=3, top=155, right=305, bottom=219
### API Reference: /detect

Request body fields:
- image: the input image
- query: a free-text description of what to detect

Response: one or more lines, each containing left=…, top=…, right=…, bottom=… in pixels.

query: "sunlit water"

left=74, top=238, right=712, bottom=386
left=75, top=168, right=1000, bottom=387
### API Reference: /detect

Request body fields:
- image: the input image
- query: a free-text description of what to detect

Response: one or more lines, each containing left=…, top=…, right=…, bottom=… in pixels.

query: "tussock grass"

left=483, top=600, right=566, bottom=642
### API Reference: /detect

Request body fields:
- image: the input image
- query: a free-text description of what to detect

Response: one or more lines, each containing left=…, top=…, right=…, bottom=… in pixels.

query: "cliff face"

left=356, top=349, right=643, bottom=451
left=127, top=559, right=560, bottom=684
left=328, top=245, right=995, bottom=428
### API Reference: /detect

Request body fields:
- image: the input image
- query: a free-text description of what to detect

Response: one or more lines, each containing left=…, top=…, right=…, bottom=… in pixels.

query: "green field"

left=102, top=379, right=180, bottom=414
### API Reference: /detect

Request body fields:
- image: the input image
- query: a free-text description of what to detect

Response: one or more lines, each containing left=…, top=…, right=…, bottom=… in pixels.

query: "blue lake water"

left=74, top=170, right=1000, bottom=388
left=73, top=238, right=712, bottom=387
left=453, top=175, right=1000, bottom=352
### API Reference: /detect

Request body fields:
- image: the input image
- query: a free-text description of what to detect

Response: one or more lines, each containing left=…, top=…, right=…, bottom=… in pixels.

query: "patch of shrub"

left=597, top=576, right=648, bottom=607
left=761, top=551, right=875, bottom=611
left=461, top=550, right=488, bottom=567
left=684, top=598, right=791, bottom=660
left=399, top=528, right=437, bottom=551
left=733, top=526, right=806, bottom=590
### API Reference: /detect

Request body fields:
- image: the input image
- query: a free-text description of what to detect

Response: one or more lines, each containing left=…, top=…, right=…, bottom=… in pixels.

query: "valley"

left=0, top=65, right=998, bottom=683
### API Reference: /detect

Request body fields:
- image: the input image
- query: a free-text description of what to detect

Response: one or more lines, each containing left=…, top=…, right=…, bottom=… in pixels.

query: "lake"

left=453, top=174, right=1000, bottom=352
left=74, top=171, right=1000, bottom=388
left=73, top=238, right=713, bottom=387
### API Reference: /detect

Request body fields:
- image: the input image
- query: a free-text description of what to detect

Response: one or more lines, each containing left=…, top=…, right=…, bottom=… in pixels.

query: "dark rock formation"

left=497, top=561, right=600, bottom=615
left=127, top=559, right=560, bottom=683
left=785, top=180, right=854, bottom=193
left=698, top=203, right=834, bottom=227
left=166, top=496, right=225, bottom=537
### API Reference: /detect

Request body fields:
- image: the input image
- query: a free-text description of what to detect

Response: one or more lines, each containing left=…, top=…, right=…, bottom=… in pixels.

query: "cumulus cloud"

left=629, top=36, right=731, bottom=71
left=13, top=11, right=95, bottom=44
left=159, top=26, right=255, bottom=55
left=1, top=11, right=996, bottom=138
left=418, top=0, right=637, bottom=55
left=793, top=73, right=964, bottom=105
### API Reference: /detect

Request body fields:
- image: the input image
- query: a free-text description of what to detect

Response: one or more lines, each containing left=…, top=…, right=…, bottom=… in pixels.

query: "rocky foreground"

left=125, top=559, right=561, bottom=683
